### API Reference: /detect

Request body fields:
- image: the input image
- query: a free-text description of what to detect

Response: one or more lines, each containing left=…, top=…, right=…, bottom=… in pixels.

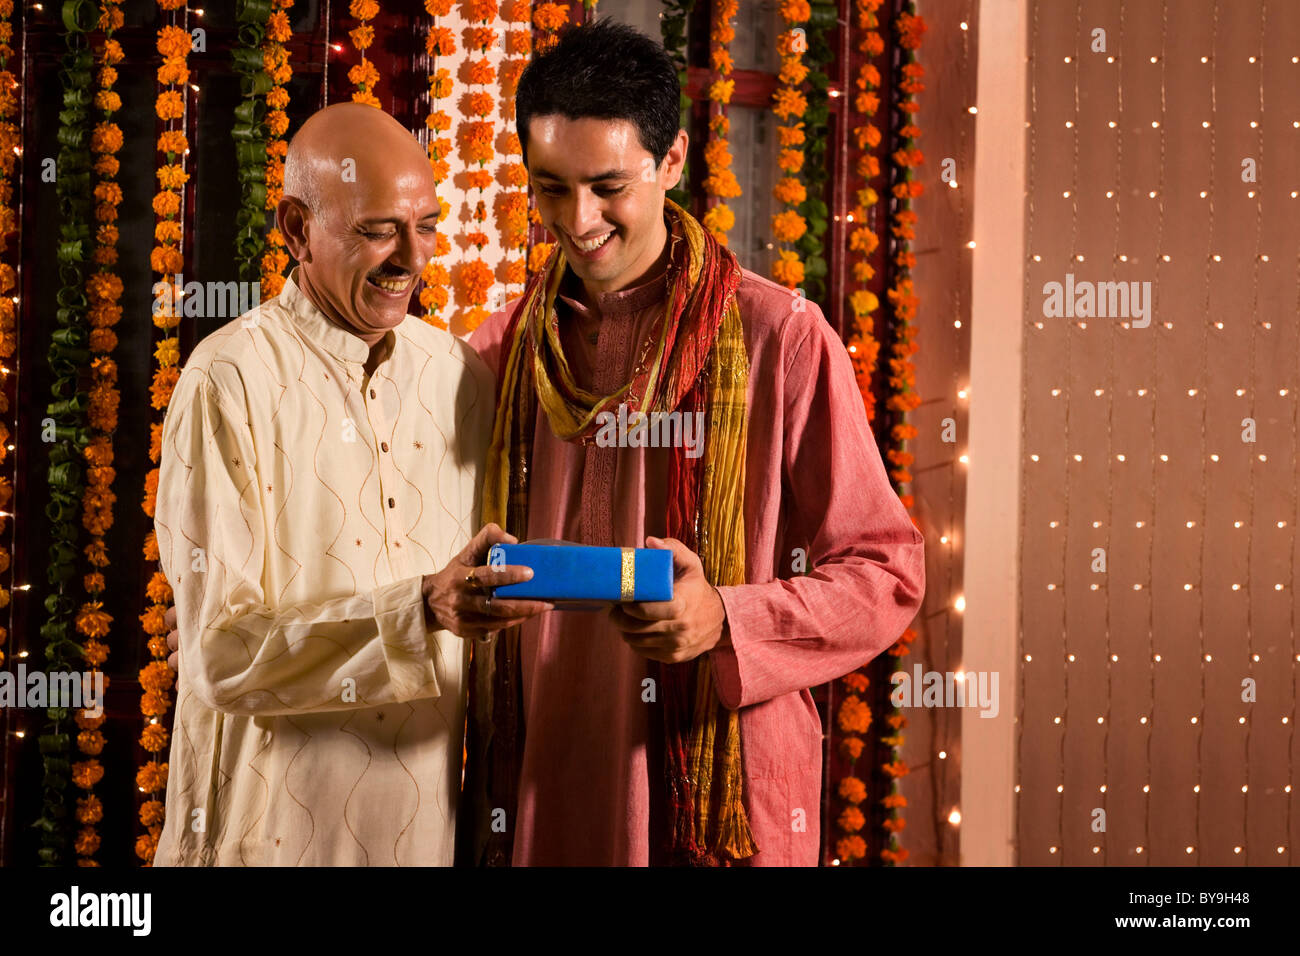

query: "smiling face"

left=278, top=105, right=441, bottom=347
left=526, top=115, right=687, bottom=299
left=296, top=168, right=440, bottom=344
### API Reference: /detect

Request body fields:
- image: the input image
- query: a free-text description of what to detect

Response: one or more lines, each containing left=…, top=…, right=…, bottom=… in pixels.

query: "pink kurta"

left=470, top=259, right=924, bottom=866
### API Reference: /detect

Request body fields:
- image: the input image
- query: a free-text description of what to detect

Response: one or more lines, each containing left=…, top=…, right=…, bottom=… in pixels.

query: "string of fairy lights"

left=1012, top=0, right=1036, bottom=864
left=1240, top=1, right=1265, bottom=864
left=1018, top=0, right=1296, bottom=864
left=1096, top=0, right=1125, bottom=866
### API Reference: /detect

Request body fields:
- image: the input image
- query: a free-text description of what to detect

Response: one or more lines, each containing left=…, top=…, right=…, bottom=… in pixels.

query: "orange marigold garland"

left=846, top=0, right=884, bottom=424
left=137, top=0, right=189, bottom=864
left=770, top=0, right=810, bottom=289
left=261, top=0, right=294, bottom=298
left=700, top=0, right=739, bottom=245
left=456, top=0, right=499, bottom=332
left=532, top=0, right=568, bottom=55
left=495, top=0, right=530, bottom=301
left=0, top=0, right=19, bottom=677
left=348, top=0, right=381, bottom=108
left=417, top=0, right=455, bottom=329
left=877, top=0, right=926, bottom=868
left=74, top=0, right=126, bottom=867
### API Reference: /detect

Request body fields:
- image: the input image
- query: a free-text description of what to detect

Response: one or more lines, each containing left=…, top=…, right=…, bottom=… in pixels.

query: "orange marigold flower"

left=156, top=164, right=189, bottom=191
left=157, top=130, right=188, bottom=155
left=156, top=25, right=191, bottom=59
left=76, top=795, right=104, bottom=825
left=842, top=671, right=870, bottom=693
left=838, top=776, right=867, bottom=804
left=464, top=26, right=498, bottom=51
left=466, top=58, right=496, bottom=85
left=777, top=123, right=806, bottom=147
left=72, top=760, right=105, bottom=789
left=427, top=26, right=456, bottom=56
left=149, top=365, right=180, bottom=410
left=772, top=177, right=806, bottom=206
left=141, top=722, right=170, bottom=754
left=772, top=249, right=804, bottom=288
left=139, top=799, right=166, bottom=828
left=134, top=831, right=159, bottom=862
left=777, top=148, right=805, bottom=173
left=76, top=601, right=112, bottom=639
left=772, top=88, right=807, bottom=119
left=529, top=242, right=555, bottom=273
left=836, top=835, right=867, bottom=862
left=136, top=761, right=169, bottom=794
left=268, top=10, right=292, bottom=42
left=75, top=827, right=101, bottom=857
left=155, top=90, right=185, bottom=120
left=838, top=806, right=866, bottom=833
left=771, top=209, right=807, bottom=243
left=77, top=730, right=106, bottom=756
left=349, top=25, right=374, bottom=50
left=151, top=191, right=180, bottom=218
left=840, top=736, right=865, bottom=760
left=533, top=2, right=569, bottom=31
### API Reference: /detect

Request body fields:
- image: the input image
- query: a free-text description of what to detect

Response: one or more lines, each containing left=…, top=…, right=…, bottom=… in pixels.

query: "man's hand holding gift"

left=609, top=536, right=729, bottom=664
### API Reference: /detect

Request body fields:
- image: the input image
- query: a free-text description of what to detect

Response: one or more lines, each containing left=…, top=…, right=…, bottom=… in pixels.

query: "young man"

left=463, top=20, right=925, bottom=866
left=153, top=104, right=548, bottom=865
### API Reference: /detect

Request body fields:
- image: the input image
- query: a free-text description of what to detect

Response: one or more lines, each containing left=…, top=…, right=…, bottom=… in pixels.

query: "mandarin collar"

left=279, top=266, right=394, bottom=366
left=556, top=216, right=683, bottom=317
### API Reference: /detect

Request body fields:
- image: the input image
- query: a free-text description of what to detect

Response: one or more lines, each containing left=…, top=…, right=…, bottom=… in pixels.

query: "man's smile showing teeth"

left=572, top=230, right=613, bottom=253
left=368, top=273, right=412, bottom=293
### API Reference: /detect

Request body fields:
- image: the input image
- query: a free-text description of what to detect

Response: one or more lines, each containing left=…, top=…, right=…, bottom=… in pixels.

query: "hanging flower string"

left=37, top=0, right=99, bottom=867
left=73, top=0, right=126, bottom=867
left=832, top=0, right=885, bottom=868
left=260, top=0, right=293, bottom=297
left=846, top=0, right=883, bottom=424
left=877, top=0, right=926, bottom=867
left=418, top=0, right=455, bottom=329
left=348, top=0, right=381, bottom=107
left=532, top=1, right=567, bottom=55
left=456, top=0, right=499, bottom=332
left=700, top=0, right=739, bottom=245
left=496, top=0, right=530, bottom=298
left=136, top=0, right=190, bottom=865
left=0, top=0, right=19, bottom=679
left=770, top=0, right=810, bottom=289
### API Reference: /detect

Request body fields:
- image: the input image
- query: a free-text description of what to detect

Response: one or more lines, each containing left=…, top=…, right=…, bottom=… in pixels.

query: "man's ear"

left=660, top=129, right=689, bottom=192
left=277, top=196, right=311, bottom=263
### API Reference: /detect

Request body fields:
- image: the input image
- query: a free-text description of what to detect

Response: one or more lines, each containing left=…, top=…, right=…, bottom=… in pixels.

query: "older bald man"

left=152, top=104, right=550, bottom=866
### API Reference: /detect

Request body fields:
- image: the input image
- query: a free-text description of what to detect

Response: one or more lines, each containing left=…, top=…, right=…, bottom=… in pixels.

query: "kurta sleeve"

left=155, top=369, right=443, bottom=717
left=709, top=313, right=926, bottom=710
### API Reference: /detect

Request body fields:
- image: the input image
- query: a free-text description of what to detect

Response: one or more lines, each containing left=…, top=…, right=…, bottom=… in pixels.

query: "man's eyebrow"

left=357, top=211, right=441, bottom=225
left=531, top=168, right=632, bottom=183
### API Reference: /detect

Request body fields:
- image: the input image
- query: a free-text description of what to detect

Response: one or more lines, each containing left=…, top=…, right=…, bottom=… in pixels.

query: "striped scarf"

left=460, top=198, right=758, bottom=866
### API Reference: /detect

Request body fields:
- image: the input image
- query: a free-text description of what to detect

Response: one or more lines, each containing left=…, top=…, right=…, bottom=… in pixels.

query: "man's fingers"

left=467, top=563, right=533, bottom=590
left=609, top=605, right=680, bottom=633
left=166, top=628, right=180, bottom=653
left=465, top=523, right=518, bottom=565
left=476, top=596, right=553, bottom=618
left=164, top=606, right=177, bottom=629
left=167, top=650, right=179, bottom=674
left=617, top=599, right=679, bottom=622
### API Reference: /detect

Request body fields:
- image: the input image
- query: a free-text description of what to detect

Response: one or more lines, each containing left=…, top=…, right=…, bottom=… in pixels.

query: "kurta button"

left=381, top=441, right=389, bottom=452
left=387, top=497, right=395, bottom=508
left=369, top=388, right=376, bottom=399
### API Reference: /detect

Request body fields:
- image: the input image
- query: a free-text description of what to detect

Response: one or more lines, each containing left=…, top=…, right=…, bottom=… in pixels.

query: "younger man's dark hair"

left=515, top=18, right=681, bottom=171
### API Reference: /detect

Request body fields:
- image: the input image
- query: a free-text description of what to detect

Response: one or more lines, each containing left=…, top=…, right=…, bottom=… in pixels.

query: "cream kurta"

left=153, top=268, right=495, bottom=866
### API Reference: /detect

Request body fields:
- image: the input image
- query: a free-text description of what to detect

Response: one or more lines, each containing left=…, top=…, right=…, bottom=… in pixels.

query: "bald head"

left=283, top=103, right=435, bottom=225
left=276, top=103, right=443, bottom=348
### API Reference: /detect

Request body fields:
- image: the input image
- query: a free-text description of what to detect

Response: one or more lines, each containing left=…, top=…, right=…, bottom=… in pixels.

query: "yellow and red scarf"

left=460, top=198, right=757, bottom=866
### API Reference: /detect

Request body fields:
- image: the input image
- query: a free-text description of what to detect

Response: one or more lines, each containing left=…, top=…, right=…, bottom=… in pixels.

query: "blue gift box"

left=487, top=542, right=673, bottom=603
